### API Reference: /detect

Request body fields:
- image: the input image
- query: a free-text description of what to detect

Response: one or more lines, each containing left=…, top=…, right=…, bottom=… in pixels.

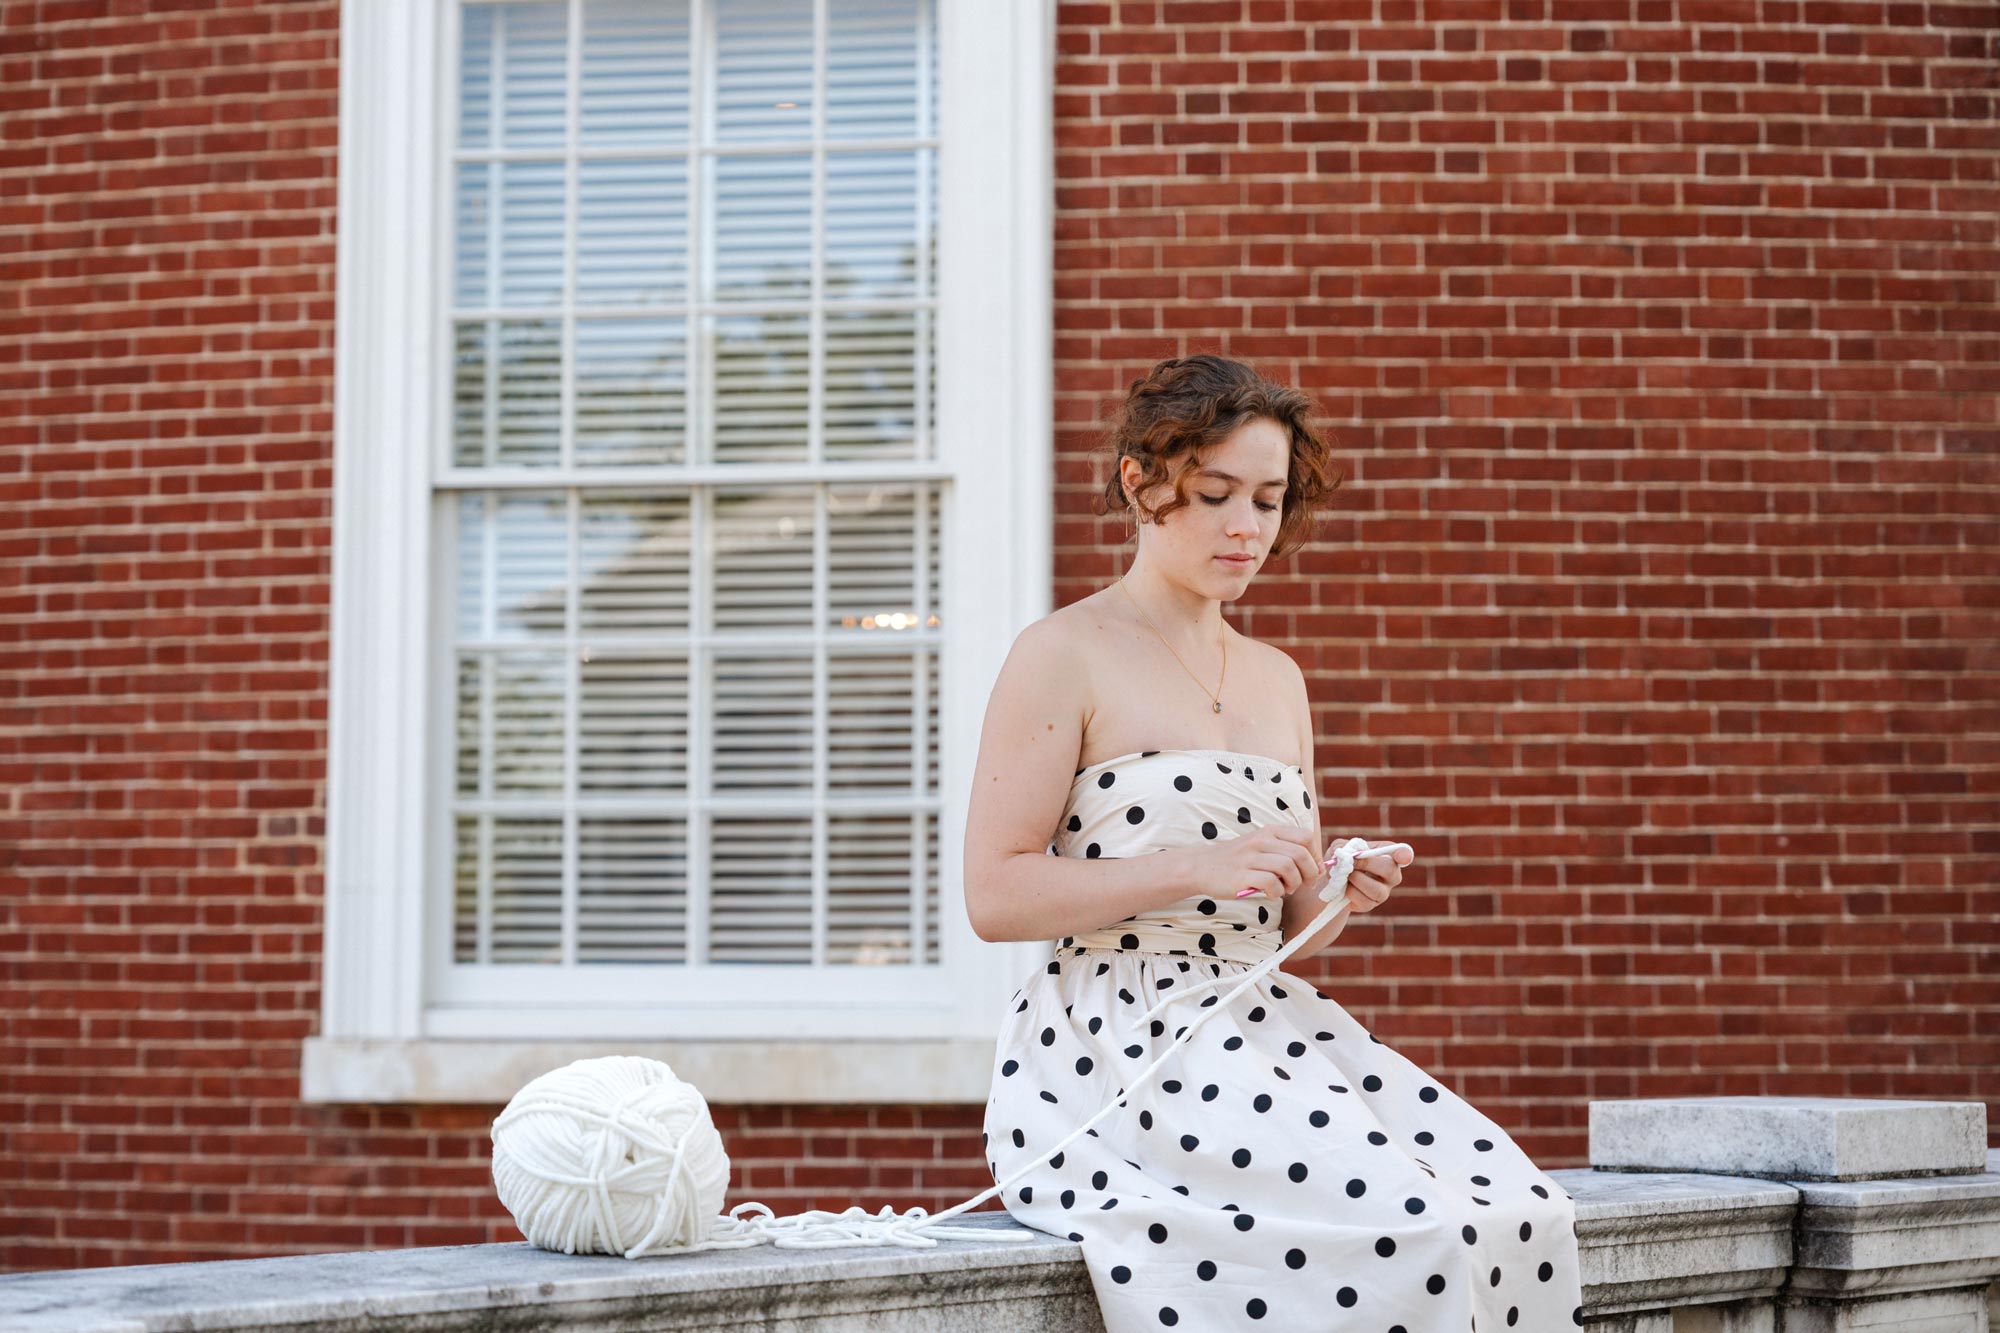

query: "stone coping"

left=3, top=1154, right=1996, bottom=1332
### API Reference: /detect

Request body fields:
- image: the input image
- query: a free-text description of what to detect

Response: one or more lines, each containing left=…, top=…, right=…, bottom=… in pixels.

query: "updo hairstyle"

left=1093, top=353, right=1343, bottom=560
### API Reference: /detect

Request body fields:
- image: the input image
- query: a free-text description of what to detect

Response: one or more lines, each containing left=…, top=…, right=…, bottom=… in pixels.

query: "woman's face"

left=1125, top=415, right=1291, bottom=593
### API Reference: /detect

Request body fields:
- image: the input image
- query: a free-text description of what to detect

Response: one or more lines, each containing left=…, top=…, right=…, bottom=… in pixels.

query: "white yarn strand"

left=488, top=837, right=1397, bottom=1258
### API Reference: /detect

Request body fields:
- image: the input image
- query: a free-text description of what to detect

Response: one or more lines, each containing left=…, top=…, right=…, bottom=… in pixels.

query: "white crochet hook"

left=1235, top=838, right=1415, bottom=899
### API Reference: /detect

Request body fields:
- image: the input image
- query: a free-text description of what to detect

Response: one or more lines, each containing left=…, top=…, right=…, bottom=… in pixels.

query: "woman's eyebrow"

left=1197, top=468, right=1286, bottom=488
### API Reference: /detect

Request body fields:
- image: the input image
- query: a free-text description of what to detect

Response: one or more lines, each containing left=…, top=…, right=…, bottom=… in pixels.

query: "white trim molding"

left=313, top=0, right=1054, bottom=1104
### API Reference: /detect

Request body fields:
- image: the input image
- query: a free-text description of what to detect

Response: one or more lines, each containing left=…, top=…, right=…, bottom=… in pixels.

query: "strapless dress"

left=981, top=748, right=1584, bottom=1332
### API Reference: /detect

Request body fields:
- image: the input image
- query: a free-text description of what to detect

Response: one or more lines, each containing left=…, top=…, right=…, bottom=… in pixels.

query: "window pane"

left=826, top=149, right=919, bottom=300
left=485, top=492, right=568, bottom=642
left=711, top=153, right=812, bottom=301
left=579, top=0, right=692, bottom=147
left=714, top=0, right=812, bottom=145
left=578, top=656, right=691, bottom=796
left=575, top=318, right=689, bottom=465
left=827, top=811, right=918, bottom=965
left=827, top=651, right=916, bottom=790
left=451, top=319, right=563, bottom=467
left=578, top=492, right=693, bottom=638
left=490, top=655, right=566, bottom=797
left=827, top=0, right=922, bottom=140
left=824, top=307, right=917, bottom=461
left=499, top=160, right=566, bottom=307
left=458, top=5, right=495, bottom=150
left=712, top=652, right=814, bottom=792
left=578, top=818, right=690, bottom=962
left=827, top=482, right=920, bottom=629
left=708, top=311, right=810, bottom=463
left=713, top=486, right=815, bottom=633
left=709, top=816, right=812, bottom=963
left=577, top=158, right=690, bottom=306
left=454, top=161, right=491, bottom=307
left=500, top=3, right=569, bottom=150
left=488, top=817, right=565, bottom=962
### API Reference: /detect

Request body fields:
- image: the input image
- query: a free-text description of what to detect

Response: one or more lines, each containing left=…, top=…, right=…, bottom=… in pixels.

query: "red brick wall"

left=3, top=0, right=1995, bottom=1273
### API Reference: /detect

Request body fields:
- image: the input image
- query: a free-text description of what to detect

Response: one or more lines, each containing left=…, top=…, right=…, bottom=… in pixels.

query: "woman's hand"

left=1175, top=826, right=1324, bottom=902
left=1340, top=840, right=1412, bottom=913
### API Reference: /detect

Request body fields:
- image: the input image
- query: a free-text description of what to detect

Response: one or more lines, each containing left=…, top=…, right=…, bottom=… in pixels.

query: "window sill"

left=299, top=1036, right=998, bottom=1105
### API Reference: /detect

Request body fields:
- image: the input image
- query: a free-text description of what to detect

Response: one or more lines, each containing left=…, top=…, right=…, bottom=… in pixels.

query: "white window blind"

left=440, top=0, right=947, bottom=998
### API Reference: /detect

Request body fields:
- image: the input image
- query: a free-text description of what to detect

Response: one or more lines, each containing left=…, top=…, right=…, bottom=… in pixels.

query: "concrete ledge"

left=0, top=1212, right=1092, bottom=1333
left=5, top=1116, right=1995, bottom=1331
left=300, top=1037, right=1000, bottom=1104
left=1589, top=1096, right=1989, bottom=1182
left=1549, top=1166, right=1799, bottom=1317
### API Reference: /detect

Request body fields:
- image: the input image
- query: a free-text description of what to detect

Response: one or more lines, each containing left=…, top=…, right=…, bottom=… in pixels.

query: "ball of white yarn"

left=490, top=1055, right=730, bottom=1257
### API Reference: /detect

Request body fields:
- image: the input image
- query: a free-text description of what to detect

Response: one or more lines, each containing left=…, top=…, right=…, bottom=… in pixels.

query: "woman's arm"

left=961, top=618, right=1205, bottom=943
left=1278, top=656, right=1352, bottom=961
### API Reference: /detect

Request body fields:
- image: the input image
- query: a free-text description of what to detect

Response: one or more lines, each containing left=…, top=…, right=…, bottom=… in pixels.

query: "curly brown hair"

left=1092, top=354, right=1343, bottom=561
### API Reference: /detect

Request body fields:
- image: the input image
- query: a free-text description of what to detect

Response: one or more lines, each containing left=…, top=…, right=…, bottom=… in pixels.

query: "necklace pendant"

left=1212, top=700, right=1223, bottom=713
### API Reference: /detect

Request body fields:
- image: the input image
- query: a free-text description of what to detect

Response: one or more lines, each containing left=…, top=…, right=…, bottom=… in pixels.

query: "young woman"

left=962, top=355, right=1584, bottom=1332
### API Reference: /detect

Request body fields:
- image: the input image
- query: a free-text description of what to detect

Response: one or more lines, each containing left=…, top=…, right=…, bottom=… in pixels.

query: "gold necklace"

left=1117, top=576, right=1227, bottom=713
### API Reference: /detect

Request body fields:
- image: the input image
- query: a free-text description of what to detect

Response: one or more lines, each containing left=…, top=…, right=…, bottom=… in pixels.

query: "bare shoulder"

left=1230, top=623, right=1308, bottom=699
left=1032, top=590, right=1124, bottom=713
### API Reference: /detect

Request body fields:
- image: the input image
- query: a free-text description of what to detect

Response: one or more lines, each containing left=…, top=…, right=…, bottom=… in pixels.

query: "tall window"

left=315, top=0, right=1046, bottom=1095
left=443, top=0, right=944, bottom=997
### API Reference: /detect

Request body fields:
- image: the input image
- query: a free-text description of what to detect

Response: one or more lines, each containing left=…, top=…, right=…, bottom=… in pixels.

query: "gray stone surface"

left=1588, top=1097, right=1988, bottom=1182
left=4, top=1136, right=1994, bottom=1331
left=0, top=1211, right=1101, bottom=1333
left=1550, top=1165, right=1798, bottom=1316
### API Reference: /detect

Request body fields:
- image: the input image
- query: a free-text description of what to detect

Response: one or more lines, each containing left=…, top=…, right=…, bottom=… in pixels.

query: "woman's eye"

left=1200, top=494, right=1279, bottom=513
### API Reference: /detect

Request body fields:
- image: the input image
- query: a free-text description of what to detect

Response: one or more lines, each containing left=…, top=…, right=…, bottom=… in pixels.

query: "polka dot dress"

left=981, top=749, right=1585, bottom=1333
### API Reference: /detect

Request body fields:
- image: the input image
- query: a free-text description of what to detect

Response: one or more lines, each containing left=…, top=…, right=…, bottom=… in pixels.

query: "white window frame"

left=305, top=0, right=1053, bottom=1104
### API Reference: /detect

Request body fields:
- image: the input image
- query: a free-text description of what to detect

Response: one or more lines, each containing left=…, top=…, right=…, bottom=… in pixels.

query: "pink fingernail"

left=1235, top=888, right=1260, bottom=898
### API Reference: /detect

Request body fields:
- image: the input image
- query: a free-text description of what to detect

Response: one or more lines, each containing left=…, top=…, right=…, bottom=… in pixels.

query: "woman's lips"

left=1218, top=555, right=1255, bottom=567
